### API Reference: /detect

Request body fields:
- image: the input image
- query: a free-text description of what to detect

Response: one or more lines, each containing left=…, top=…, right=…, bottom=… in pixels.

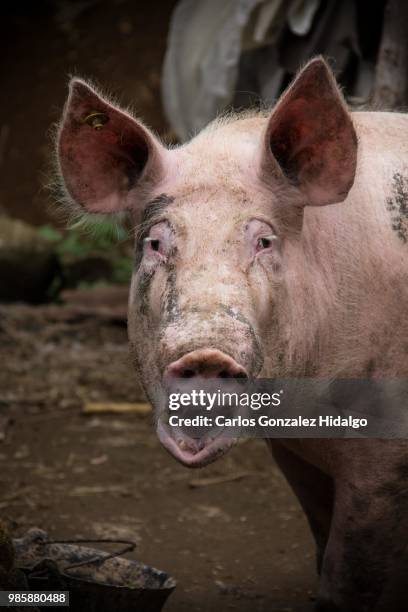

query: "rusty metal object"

left=83, top=112, right=109, bottom=130
left=13, top=529, right=176, bottom=612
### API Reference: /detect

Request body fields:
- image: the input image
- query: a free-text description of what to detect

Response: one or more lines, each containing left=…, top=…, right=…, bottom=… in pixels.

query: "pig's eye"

left=146, top=238, right=161, bottom=252
left=247, top=219, right=280, bottom=265
left=142, top=221, right=172, bottom=262
left=143, top=236, right=164, bottom=256
left=256, top=235, right=276, bottom=252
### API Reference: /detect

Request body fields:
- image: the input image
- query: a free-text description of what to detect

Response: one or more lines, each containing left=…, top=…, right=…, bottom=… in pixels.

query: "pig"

left=56, top=57, right=408, bottom=611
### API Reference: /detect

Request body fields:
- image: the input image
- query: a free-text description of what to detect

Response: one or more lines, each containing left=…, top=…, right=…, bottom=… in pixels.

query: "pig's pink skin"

left=57, top=58, right=408, bottom=611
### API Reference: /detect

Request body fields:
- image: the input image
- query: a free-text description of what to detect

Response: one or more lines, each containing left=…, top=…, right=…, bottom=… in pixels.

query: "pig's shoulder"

left=197, top=111, right=268, bottom=142
left=352, top=111, right=408, bottom=150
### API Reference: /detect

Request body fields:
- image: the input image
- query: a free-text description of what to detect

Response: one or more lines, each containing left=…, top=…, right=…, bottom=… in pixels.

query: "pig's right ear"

left=261, top=58, right=357, bottom=207
left=57, top=79, right=165, bottom=214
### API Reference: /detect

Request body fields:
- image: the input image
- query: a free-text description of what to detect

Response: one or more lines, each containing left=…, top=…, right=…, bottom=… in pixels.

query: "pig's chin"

left=156, top=421, right=235, bottom=468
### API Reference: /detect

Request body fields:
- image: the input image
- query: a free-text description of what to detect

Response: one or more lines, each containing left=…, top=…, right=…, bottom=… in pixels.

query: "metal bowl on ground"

left=13, top=528, right=176, bottom=612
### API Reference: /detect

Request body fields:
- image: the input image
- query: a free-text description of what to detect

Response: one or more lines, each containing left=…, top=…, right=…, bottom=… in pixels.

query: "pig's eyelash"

left=135, top=216, right=168, bottom=242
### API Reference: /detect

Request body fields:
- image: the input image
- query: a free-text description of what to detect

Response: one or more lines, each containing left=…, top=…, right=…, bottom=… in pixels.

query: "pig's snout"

left=165, top=348, right=248, bottom=380
left=159, top=349, right=247, bottom=467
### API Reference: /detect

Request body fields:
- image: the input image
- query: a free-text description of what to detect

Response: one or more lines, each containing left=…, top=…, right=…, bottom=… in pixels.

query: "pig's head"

left=57, top=58, right=357, bottom=467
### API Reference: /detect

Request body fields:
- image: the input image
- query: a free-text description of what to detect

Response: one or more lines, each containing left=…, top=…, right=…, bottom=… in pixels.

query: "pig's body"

left=152, top=111, right=408, bottom=610
left=57, top=59, right=408, bottom=611
left=264, top=111, right=408, bottom=611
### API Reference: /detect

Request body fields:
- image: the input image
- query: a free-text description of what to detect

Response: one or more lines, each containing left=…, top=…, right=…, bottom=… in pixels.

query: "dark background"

left=0, top=0, right=176, bottom=225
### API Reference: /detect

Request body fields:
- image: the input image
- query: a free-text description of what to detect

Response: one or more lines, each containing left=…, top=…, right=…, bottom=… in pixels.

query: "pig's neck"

left=280, top=197, right=408, bottom=378
left=273, top=228, right=341, bottom=378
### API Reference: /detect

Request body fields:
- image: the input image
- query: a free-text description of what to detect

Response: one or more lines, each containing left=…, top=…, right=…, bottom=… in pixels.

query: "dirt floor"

left=0, top=288, right=319, bottom=612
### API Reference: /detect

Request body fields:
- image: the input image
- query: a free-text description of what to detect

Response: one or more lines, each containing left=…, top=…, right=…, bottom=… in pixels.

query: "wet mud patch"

left=386, top=172, right=408, bottom=243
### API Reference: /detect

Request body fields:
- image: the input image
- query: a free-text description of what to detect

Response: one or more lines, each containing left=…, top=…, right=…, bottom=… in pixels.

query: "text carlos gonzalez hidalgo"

left=167, top=390, right=368, bottom=429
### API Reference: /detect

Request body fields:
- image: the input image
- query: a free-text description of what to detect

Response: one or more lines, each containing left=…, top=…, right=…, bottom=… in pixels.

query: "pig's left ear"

left=57, top=79, right=165, bottom=214
left=263, top=57, right=357, bottom=206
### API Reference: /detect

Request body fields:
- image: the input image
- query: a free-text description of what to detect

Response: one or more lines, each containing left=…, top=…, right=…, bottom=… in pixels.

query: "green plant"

left=37, top=219, right=133, bottom=285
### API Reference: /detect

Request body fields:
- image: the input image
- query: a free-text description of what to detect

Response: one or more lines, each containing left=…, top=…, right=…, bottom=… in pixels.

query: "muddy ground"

left=1, top=289, right=408, bottom=612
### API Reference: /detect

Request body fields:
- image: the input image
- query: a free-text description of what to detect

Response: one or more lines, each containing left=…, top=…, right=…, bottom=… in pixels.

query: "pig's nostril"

left=218, top=369, right=248, bottom=379
left=218, top=370, right=232, bottom=378
left=235, top=371, right=248, bottom=379
left=181, top=369, right=195, bottom=378
left=165, top=349, right=249, bottom=380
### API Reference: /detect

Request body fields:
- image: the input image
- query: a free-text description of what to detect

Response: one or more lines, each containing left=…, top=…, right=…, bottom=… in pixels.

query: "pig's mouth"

left=157, top=420, right=235, bottom=468
left=154, top=348, right=252, bottom=467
